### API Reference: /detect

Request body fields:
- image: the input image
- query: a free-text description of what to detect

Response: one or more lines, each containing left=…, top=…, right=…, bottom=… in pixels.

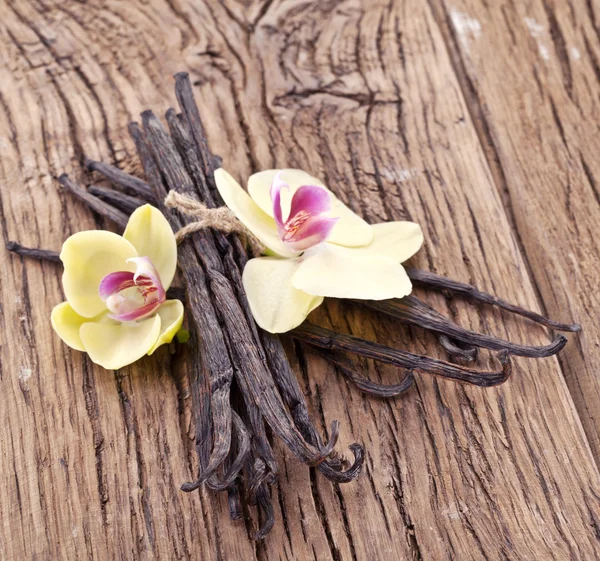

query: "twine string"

left=164, top=190, right=266, bottom=255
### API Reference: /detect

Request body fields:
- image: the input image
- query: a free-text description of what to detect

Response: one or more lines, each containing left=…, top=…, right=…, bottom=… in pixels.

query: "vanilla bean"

left=220, top=418, right=246, bottom=521
left=438, top=335, right=478, bottom=362
left=214, top=223, right=362, bottom=480
left=227, top=484, right=243, bottom=521
left=225, top=412, right=252, bottom=487
left=169, top=78, right=362, bottom=480
left=130, top=119, right=236, bottom=489
left=232, top=385, right=278, bottom=488
left=246, top=458, right=275, bottom=541
left=230, top=365, right=279, bottom=481
left=6, top=242, right=61, bottom=263
left=292, top=323, right=512, bottom=387
left=245, top=458, right=268, bottom=500
left=242, top=454, right=275, bottom=540
left=184, top=411, right=251, bottom=492
left=361, top=296, right=567, bottom=358
left=165, top=286, right=185, bottom=300
left=138, top=113, right=250, bottom=487
left=221, top=307, right=279, bottom=481
left=123, top=122, right=279, bottom=485
left=174, top=73, right=223, bottom=206
left=174, top=74, right=216, bottom=179
left=165, top=108, right=214, bottom=208
left=212, top=274, right=341, bottom=467
left=253, top=485, right=275, bottom=541
left=141, top=111, right=340, bottom=471
left=85, top=159, right=155, bottom=201
left=171, top=73, right=363, bottom=482
left=58, top=174, right=129, bottom=229
left=260, top=331, right=364, bottom=482
left=88, top=185, right=145, bottom=215
left=165, top=105, right=279, bottom=479
left=322, top=351, right=415, bottom=397
left=406, top=268, right=581, bottom=332
left=233, top=401, right=275, bottom=538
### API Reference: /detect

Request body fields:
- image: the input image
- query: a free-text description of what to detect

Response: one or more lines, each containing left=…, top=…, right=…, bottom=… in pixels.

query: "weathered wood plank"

left=0, top=1, right=599, bottom=560
left=0, top=2, right=256, bottom=560
left=430, top=0, right=600, bottom=462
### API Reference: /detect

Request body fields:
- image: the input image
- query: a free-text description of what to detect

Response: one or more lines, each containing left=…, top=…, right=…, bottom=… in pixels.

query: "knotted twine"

left=164, top=190, right=266, bottom=255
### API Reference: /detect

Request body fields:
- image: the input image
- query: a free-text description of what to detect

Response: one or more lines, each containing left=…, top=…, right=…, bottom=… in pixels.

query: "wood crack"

left=81, top=359, right=109, bottom=526
left=116, top=373, right=158, bottom=555
left=541, top=0, right=574, bottom=99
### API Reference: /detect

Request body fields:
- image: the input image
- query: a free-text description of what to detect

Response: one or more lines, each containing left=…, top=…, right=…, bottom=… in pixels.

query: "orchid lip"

left=99, top=256, right=166, bottom=322
left=270, top=172, right=339, bottom=250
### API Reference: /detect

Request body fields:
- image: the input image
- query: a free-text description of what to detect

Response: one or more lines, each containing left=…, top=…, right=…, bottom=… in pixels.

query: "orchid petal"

left=107, top=299, right=163, bottom=322
left=214, top=168, right=298, bottom=257
left=50, top=302, right=91, bottom=352
left=248, top=169, right=373, bottom=247
left=127, top=256, right=166, bottom=301
left=100, top=258, right=165, bottom=321
left=283, top=215, right=339, bottom=251
left=292, top=245, right=412, bottom=300
left=98, top=271, right=136, bottom=301
left=271, top=177, right=338, bottom=250
left=270, top=171, right=286, bottom=230
left=80, top=314, right=162, bottom=370
left=51, top=303, right=121, bottom=352
left=61, top=231, right=138, bottom=318
left=123, top=204, right=177, bottom=289
left=148, top=299, right=185, bottom=354
left=242, top=257, right=324, bottom=333
left=288, top=184, right=332, bottom=220
left=332, top=222, right=424, bottom=263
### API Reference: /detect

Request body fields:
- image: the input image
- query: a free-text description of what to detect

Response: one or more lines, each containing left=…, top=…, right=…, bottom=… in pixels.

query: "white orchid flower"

left=214, top=168, right=423, bottom=334
left=51, top=205, right=184, bottom=370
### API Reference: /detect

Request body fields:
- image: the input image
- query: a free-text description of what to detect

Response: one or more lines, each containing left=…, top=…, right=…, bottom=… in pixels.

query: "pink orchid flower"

left=99, top=257, right=166, bottom=322
left=270, top=172, right=339, bottom=251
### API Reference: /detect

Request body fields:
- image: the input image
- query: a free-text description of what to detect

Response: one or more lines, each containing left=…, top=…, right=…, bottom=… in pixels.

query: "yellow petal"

left=292, top=245, right=412, bottom=300
left=61, top=231, right=138, bottom=318
left=79, top=314, right=161, bottom=370
left=332, top=222, right=423, bottom=263
left=247, top=169, right=373, bottom=247
left=242, top=257, right=324, bottom=333
left=123, top=204, right=178, bottom=289
left=148, top=299, right=185, bottom=354
left=51, top=302, right=89, bottom=352
left=214, top=168, right=298, bottom=258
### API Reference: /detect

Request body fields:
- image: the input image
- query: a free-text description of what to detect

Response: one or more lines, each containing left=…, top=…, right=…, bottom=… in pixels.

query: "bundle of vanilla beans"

left=7, top=73, right=580, bottom=539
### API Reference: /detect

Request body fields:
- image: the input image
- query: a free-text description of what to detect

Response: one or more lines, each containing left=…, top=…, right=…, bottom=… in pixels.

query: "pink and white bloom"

left=51, top=205, right=184, bottom=369
left=214, top=168, right=424, bottom=333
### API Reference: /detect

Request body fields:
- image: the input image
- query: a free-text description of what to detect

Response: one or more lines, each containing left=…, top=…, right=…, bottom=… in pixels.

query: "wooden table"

left=2, top=1, right=599, bottom=559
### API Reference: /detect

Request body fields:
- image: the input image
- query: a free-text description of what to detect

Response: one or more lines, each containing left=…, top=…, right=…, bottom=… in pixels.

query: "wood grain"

left=1, top=1, right=599, bottom=560
left=429, top=0, right=600, bottom=463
